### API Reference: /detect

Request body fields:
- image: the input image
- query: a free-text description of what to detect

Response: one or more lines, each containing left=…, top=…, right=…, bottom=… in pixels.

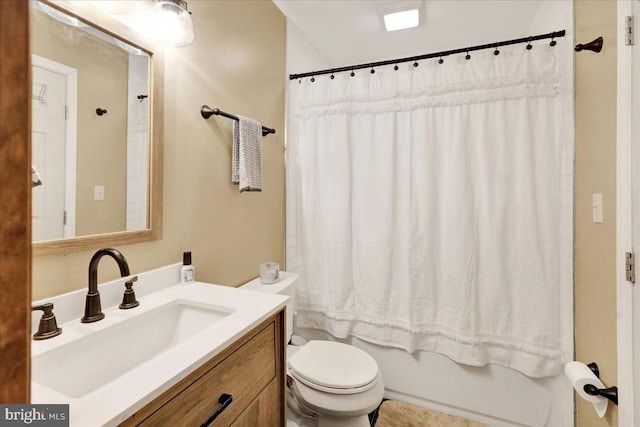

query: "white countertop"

left=31, top=270, right=288, bottom=427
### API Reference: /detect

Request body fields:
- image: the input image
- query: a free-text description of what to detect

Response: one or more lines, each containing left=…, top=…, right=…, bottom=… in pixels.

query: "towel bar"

left=201, top=105, right=276, bottom=137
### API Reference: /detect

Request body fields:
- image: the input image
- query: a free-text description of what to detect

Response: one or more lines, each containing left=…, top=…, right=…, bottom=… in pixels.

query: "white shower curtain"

left=286, top=41, right=573, bottom=378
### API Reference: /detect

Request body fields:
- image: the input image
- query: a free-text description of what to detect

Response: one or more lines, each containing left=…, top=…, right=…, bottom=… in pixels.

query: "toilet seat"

left=288, top=341, right=379, bottom=395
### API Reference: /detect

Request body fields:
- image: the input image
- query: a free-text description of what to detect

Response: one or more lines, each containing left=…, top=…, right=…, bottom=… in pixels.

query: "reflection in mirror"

left=30, top=0, right=163, bottom=256
left=30, top=0, right=152, bottom=243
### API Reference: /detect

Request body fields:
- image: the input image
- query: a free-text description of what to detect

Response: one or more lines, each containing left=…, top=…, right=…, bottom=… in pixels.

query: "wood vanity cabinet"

left=120, top=310, right=285, bottom=427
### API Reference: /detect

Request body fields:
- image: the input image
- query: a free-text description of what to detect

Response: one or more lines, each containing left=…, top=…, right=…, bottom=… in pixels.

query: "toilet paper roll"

left=564, top=361, right=608, bottom=418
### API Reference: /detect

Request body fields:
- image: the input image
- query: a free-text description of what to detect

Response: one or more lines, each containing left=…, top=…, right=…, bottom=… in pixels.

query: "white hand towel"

left=32, top=164, right=43, bottom=187
left=232, top=115, right=263, bottom=192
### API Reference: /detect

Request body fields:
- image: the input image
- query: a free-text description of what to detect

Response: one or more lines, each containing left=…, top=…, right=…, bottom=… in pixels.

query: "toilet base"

left=287, top=385, right=373, bottom=427
left=286, top=406, right=316, bottom=427
left=317, top=414, right=370, bottom=427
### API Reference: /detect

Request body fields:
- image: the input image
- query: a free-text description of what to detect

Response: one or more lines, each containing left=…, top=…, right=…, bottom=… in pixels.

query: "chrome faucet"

left=81, top=248, right=130, bottom=323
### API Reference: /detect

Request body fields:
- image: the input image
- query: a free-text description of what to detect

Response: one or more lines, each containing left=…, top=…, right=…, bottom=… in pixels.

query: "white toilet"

left=241, top=272, right=384, bottom=427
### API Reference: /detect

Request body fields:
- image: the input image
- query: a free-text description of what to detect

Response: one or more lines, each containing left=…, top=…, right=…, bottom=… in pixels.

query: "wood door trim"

left=0, top=0, right=32, bottom=403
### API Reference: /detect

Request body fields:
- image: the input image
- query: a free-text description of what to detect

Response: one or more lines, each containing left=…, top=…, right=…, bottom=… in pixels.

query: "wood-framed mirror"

left=30, top=0, right=163, bottom=257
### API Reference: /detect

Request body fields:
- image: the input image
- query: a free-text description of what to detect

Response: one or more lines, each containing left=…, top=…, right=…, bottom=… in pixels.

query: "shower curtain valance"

left=286, top=41, right=573, bottom=378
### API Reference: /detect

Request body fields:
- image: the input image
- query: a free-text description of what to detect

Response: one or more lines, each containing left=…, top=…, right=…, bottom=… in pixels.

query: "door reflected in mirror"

left=30, top=0, right=150, bottom=242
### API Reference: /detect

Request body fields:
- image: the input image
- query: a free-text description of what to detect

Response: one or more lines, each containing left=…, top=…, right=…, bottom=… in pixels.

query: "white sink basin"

left=32, top=300, right=232, bottom=398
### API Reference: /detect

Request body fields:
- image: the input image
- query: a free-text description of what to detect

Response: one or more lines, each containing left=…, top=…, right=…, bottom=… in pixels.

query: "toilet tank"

left=240, top=271, right=298, bottom=343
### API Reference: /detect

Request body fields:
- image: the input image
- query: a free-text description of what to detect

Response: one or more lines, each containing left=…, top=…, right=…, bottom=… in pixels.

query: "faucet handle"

left=32, top=302, right=53, bottom=313
left=119, top=276, right=140, bottom=309
left=32, top=303, right=62, bottom=340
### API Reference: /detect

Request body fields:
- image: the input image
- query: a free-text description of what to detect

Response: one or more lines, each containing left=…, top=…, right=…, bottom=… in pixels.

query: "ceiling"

left=273, top=0, right=547, bottom=68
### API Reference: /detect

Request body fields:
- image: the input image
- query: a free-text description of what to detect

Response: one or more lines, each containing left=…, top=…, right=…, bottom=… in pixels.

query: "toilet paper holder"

left=585, top=362, right=618, bottom=405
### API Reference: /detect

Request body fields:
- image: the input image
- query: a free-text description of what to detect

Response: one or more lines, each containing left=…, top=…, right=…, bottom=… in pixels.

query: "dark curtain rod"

left=289, top=30, right=566, bottom=80
left=201, top=105, right=276, bottom=137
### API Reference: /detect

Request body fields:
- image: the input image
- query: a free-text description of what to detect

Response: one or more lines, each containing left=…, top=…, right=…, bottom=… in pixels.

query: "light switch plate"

left=592, top=193, right=603, bottom=223
left=94, top=185, right=105, bottom=201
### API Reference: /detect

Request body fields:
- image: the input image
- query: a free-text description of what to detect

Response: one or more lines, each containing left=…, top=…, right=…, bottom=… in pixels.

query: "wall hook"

left=137, top=95, right=148, bottom=102
left=575, top=36, right=603, bottom=53
left=96, top=108, right=107, bottom=116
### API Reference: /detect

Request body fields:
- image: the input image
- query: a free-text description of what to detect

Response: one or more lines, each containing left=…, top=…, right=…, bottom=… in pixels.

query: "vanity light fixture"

left=150, top=0, right=194, bottom=47
left=89, top=1, right=141, bottom=15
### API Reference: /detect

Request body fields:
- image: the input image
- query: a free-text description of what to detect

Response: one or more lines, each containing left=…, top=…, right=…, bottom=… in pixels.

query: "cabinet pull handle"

left=200, top=393, right=233, bottom=427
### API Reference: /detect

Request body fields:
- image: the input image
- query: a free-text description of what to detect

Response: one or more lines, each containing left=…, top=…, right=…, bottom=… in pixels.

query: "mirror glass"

left=30, top=1, right=150, bottom=242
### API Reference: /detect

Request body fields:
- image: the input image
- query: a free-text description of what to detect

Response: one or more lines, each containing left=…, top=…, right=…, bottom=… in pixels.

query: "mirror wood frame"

left=32, top=0, right=163, bottom=257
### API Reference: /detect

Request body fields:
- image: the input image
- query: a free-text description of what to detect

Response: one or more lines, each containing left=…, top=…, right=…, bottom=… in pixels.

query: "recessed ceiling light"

left=384, top=8, right=419, bottom=32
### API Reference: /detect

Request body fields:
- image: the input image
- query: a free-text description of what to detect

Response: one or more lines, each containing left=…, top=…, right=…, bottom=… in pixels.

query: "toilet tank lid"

left=241, top=271, right=299, bottom=294
left=288, top=341, right=379, bottom=390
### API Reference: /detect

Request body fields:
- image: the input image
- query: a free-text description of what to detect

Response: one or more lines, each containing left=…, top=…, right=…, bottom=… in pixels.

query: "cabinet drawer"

left=230, top=379, right=279, bottom=427
left=138, top=322, right=276, bottom=427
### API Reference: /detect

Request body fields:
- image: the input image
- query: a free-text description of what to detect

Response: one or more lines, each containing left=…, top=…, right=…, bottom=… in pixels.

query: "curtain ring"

left=413, top=60, right=419, bottom=67
left=298, top=78, right=302, bottom=84
left=330, top=71, right=335, bottom=80
left=526, top=37, right=533, bottom=50
left=465, top=50, right=471, bottom=60
left=350, top=69, right=355, bottom=77
left=394, top=63, right=399, bottom=70
left=311, top=76, right=315, bottom=82
left=370, top=67, right=375, bottom=74
left=493, top=43, right=500, bottom=55
left=550, top=37, right=557, bottom=47
left=438, top=56, right=444, bottom=64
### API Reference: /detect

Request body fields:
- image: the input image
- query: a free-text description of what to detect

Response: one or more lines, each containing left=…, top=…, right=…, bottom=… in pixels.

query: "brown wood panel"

left=274, top=310, right=285, bottom=427
left=230, top=379, right=279, bottom=427
left=0, top=0, right=32, bottom=404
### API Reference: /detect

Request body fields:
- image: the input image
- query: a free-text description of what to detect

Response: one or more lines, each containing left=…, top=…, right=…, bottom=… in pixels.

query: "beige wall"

left=32, top=1, right=286, bottom=300
left=574, top=1, right=618, bottom=426
left=31, top=7, right=128, bottom=236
